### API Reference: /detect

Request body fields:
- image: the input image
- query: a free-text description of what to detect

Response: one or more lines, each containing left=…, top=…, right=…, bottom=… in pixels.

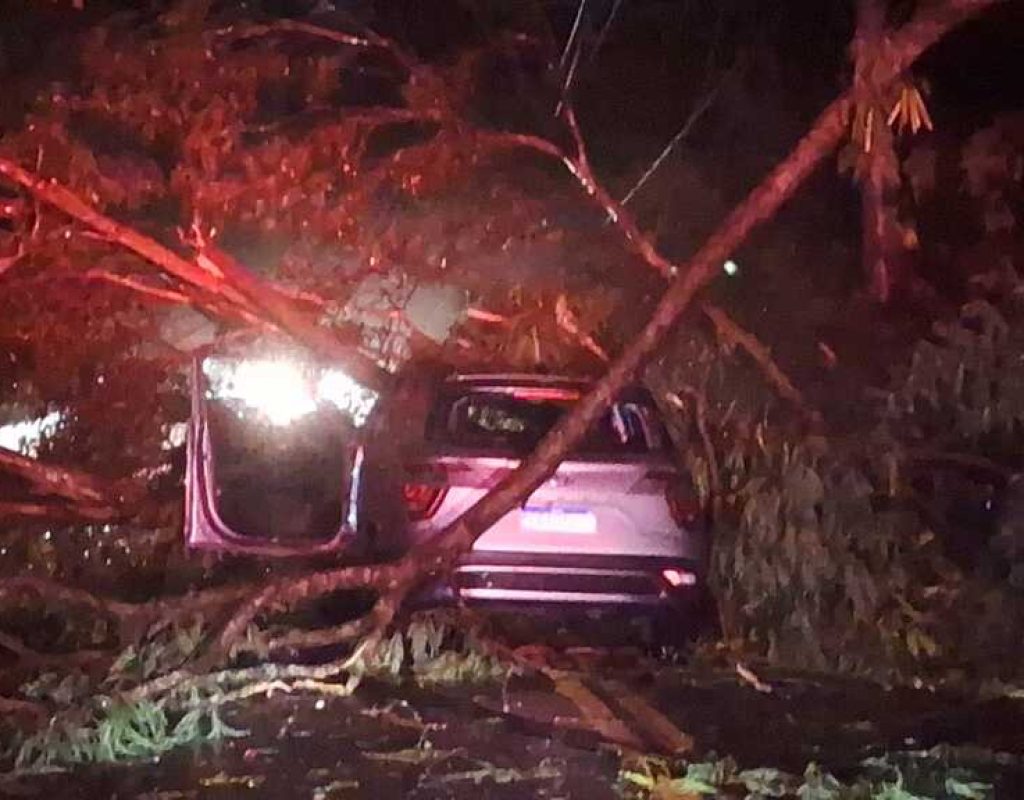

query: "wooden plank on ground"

left=551, top=673, right=645, bottom=751
left=600, top=679, right=695, bottom=755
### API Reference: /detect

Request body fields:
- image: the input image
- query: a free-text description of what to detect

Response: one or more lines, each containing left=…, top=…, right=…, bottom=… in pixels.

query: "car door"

left=184, top=354, right=364, bottom=557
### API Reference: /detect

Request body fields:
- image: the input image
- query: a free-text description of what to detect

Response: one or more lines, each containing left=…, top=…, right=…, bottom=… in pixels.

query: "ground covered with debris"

left=4, top=642, right=1023, bottom=800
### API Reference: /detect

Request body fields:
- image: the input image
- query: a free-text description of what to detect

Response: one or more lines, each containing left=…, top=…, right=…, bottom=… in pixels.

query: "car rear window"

left=198, top=357, right=361, bottom=543
left=205, top=403, right=352, bottom=542
left=426, top=386, right=667, bottom=456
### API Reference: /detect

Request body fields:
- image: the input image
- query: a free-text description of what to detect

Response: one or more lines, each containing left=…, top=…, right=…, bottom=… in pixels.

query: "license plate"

left=521, top=506, right=596, bottom=534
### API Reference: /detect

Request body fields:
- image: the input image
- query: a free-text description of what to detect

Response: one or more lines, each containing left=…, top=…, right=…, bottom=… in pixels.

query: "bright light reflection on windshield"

left=204, top=358, right=378, bottom=427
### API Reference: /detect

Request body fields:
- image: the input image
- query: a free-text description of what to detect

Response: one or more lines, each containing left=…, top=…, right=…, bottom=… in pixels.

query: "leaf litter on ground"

left=618, top=748, right=997, bottom=800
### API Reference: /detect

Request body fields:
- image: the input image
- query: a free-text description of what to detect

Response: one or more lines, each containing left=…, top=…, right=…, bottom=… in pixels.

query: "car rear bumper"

left=431, top=551, right=703, bottom=609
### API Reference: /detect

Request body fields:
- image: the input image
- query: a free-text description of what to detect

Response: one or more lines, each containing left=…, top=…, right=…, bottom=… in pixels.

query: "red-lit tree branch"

left=700, top=303, right=811, bottom=417
left=0, top=159, right=392, bottom=392
left=0, top=445, right=125, bottom=512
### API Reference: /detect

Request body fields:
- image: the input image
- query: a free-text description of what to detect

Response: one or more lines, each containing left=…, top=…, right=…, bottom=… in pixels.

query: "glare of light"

left=317, top=369, right=378, bottom=427
left=162, top=422, right=188, bottom=450
left=208, top=358, right=379, bottom=427
left=0, top=411, right=62, bottom=455
left=723, top=259, right=739, bottom=277
left=221, top=359, right=317, bottom=426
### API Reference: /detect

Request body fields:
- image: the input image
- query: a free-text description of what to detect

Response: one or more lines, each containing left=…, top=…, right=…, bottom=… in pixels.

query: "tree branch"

left=85, top=270, right=192, bottom=305
left=701, top=303, right=812, bottom=417
left=0, top=159, right=393, bottom=392
left=0, top=500, right=122, bottom=522
left=0, top=445, right=123, bottom=510
left=670, top=385, right=721, bottom=498
left=475, top=0, right=1000, bottom=408
left=384, top=0, right=1001, bottom=601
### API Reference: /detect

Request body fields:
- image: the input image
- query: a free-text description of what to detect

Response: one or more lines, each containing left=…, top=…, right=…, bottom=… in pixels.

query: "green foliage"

left=364, top=611, right=511, bottom=686
left=651, top=280, right=1024, bottom=679
left=711, top=433, right=953, bottom=676
left=885, top=298, right=1024, bottom=450
left=7, top=615, right=247, bottom=773
left=104, top=616, right=206, bottom=687
left=13, top=695, right=245, bottom=773
left=654, top=325, right=956, bottom=677
left=618, top=749, right=995, bottom=800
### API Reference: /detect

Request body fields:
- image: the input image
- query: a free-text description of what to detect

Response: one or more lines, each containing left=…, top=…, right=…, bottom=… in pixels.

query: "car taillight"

left=662, top=568, right=697, bottom=587
left=402, top=483, right=447, bottom=520
left=402, top=464, right=448, bottom=521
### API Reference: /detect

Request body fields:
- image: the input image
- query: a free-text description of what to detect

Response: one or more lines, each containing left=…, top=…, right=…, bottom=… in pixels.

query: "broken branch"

left=0, top=159, right=392, bottom=392
left=701, top=303, right=811, bottom=417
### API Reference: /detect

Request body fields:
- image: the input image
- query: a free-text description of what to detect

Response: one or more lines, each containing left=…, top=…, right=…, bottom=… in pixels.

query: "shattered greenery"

left=13, top=694, right=246, bottom=772
left=652, top=289, right=1024, bottom=681
left=362, top=610, right=513, bottom=686
left=2, top=609, right=509, bottom=774
left=619, top=748, right=998, bottom=800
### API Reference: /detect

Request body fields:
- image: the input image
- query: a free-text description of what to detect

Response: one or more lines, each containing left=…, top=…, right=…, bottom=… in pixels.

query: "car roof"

left=446, top=373, right=592, bottom=390
left=443, top=373, right=657, bottom=404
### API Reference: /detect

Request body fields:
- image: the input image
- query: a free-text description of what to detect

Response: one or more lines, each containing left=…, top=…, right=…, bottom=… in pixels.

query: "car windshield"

left=427, top=387, right=666, bottom=456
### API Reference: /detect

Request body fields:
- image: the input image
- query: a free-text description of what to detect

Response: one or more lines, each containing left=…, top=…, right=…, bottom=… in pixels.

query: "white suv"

left=359, top=372, right=709, bottom=617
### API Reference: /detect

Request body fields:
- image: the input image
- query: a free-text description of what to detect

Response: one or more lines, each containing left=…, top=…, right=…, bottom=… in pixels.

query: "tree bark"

left=855, top=0, right=899, bottom=304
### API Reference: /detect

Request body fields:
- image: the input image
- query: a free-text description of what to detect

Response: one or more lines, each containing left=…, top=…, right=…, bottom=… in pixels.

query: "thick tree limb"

left=0, top=630, right=108, bottom=668
left=123, top=637, right=373, bottom=706
left=0, top=575, right=252, bottom=645
left=700, top=303, right=810, bottom=416
left=474, top=0, right=999, bottom=403
left=433, top=0, right=1001, bottom=542
left=0, top=500, right=122, bottom=522
left=0, top=576, right=131, bottom=621
left=0, top=445, right=122, bottom=509
left=193, top=244, right=386, bottom=386
left=0, top=159, right=392, bottom=392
